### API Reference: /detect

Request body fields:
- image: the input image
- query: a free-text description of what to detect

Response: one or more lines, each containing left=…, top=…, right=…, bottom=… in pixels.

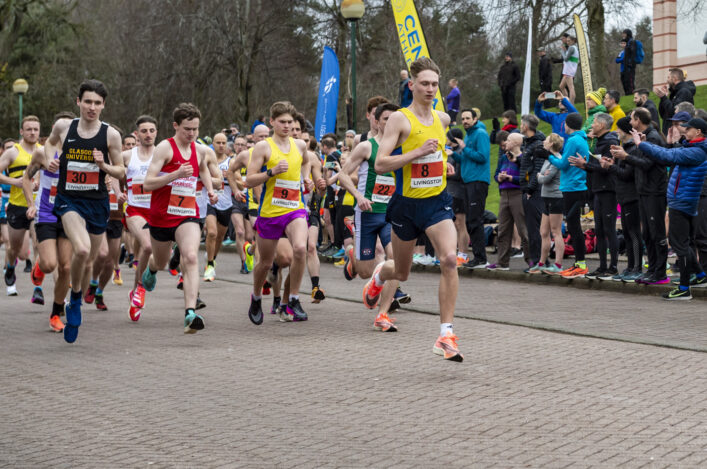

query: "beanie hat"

left=616, top=116, right=632, bottom=134
left=565, top=112, right=583, bottom=131
left=587, top=87, right=607, bottom=106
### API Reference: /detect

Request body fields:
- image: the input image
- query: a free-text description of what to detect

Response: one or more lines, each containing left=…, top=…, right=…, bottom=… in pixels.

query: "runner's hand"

left=176, top=163, right=193, bottom=179
left=316, top=177, right=326, bottom=191
left=418, top=139, right=438, bottom=158
left=207, top=191, right=218, bottom=204
left=303, top=177, right=313, bottom=192
left=356, top=196, right=372, bottom=212
left=48, top=159, right=60, bottom=173
left=25, top=205, right=36, bottom=220
left=93, top=148, right=105, bottom=167
left=117, top=192, right=127, bottom=204
left=273, top=159, right=289, bottom=175
left=10, top=177, right=22, bottom=188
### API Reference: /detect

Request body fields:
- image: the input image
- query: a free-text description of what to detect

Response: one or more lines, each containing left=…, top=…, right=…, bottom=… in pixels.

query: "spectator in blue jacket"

left=633, top=118, right=707, bottom=300
left=534, top=90, right=578, bottom=139
left=548, top=112, right=590, bottom=278
left=452, top=109, right=490, bottom=268
left=446, top=79, right=461, bottom=124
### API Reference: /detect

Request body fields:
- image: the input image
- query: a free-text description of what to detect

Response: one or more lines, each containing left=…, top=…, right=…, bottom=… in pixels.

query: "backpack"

left=635, top=39, right=644, bottom=64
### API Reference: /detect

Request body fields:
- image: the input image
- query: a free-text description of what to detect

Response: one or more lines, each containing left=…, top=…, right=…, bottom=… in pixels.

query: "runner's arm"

left=143, top=143, right=187, bottom=191
left=245, top=141, right=271, bottom=188
left=96, top=127, right=125, bottom=179
left=204, top=149, right=222, bottom=190
left=227, top=153, right=247, bottom=191
left=298, top=140, right=312, bottom=189
left=0, top=148, right=20, bottom=187
left=199, top=149, right=216, bottom=200
left=21, top=148, right=47, bottom=218
left=336, top=142, right=368, bottom=202
left=374, top=111, right=430, bottom=174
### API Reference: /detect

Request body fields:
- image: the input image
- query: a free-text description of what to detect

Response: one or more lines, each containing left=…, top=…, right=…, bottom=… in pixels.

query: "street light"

left=12, top=79, right=29, bottom=136
left=341, top=0, right=365, bottom=133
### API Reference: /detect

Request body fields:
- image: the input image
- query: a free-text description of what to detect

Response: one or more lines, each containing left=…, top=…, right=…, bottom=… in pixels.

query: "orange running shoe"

left=433, top=332, right=464, bottom=362
left=131, top=284, right=146, bottom=308
left=561, top=264, right=587, bottom=279
left=373, top=312, right=397, bottom=332
left=49, top=315, right=65, bottom=332
left=128, top=305, right=141, bottom=322
left=343, top=245, right=356, bottom=281
left=362, top=262, right=385, bottom=309
left=31, top=260, right=45, bottom=286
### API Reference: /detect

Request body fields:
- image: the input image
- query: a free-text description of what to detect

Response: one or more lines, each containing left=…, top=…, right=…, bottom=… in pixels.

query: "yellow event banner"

left=391, top=0, right=445, bottom=112
left=573, top=13, right=593, bottom=117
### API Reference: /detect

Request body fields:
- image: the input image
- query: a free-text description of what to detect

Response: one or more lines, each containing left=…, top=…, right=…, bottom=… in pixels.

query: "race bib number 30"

left=167, top=178, right=197, bottom=217
left=131, top=175, right=151, bottom=204
left=371, top=175, right=395, bottom=204
left=410, top=151, right=444, bottom=188
left=66, top=161, right=99, bottom=191
left=272, top=179, right=300, bottom=209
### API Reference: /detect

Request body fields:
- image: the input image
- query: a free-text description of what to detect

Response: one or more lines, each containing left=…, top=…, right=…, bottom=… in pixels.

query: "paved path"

left=1, top=252, right=705, bottom=468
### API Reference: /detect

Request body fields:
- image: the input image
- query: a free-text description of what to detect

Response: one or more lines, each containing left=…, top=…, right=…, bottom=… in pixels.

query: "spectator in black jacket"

left=633, top=88, right=660, bottom=129
left=610, top=107, right=669, bottom=285
left=620, top=29, right=638, bottom=95
left=570, top=113, right=620, bottom=278
left=497, top=52, right=521, bottom=112
left=655, top=68, right=697, bottom=134
left=519, top=114, right=547, bottom=268
left=537, top=48, right=553, bottom=93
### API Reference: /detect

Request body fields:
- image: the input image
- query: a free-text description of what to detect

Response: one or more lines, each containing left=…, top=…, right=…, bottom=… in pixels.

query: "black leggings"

left=619, top=199, right=642, bottom=272
left=669, top=208, right=703, bottom=288
left=563, top=191, right=586, bottom=262
left=640, top=195, right=668, bottom=278
left=594, top=192, right=619, bottom=270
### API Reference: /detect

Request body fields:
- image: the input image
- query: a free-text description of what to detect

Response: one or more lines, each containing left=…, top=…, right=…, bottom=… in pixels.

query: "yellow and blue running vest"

left=258, top=137, right=304, bottom=218
left=393, top=107, right=447, bottom=199
left=8, top=143, right=40, bottom=207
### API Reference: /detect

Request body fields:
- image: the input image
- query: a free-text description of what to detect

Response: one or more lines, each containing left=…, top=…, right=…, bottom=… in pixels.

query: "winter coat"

left=538, top=56, right=553, bottom=91
left=494, top=152, right=521, bottom=191
left=537, top=159, right=562, bottom=198
left=608, top=141, right=639, bottom=205
left=548, top=130, right=590, bottom=193
left=533, top=98, right=578, bottom=140
left=582, top=105, right=607, bottom=133
left=585, top=131, right=620, bottom=193
left=454, top=121, right=490, bottom=184
left=659, top=80, right=697, bottom=134
left=624, top=126, right=668, bottom=196
left=497, top=61, right=521, bottom=88
left=519, top=131, right=548, bottom=194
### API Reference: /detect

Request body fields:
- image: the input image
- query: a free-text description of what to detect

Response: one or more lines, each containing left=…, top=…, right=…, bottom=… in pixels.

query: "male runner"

left=203, top=132, right=233, bottom=281
left=44, top=79, right=125, bottom=343
left=368, top=57, right=463, bottom=361
left=0, top=116, right=41, bottom=297
left=141, top=103, right=217, bottom=333
left=337, top=103, right=401, bottom=332
left=246, top=101, right=311, bottom=325
left=227, top=135, right=253, bottom=274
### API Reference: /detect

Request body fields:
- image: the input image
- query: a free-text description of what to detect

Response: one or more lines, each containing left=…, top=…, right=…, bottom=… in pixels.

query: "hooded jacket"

left=625, top=125, right=668, bottom=196
left=584, top=131, right=620, bottom=193
left=454, top=120, right=490, bottom=184
left=659, top=80, right=697, bottom=133
left=533, top=98, right=579, bottom=139
left=582, top=104, right=607, bottom=133
left=519, top=131, right=548, bottom=194
left=548, top=130, right=590, bottom=192
left=639, top=138, right=707, bottom=216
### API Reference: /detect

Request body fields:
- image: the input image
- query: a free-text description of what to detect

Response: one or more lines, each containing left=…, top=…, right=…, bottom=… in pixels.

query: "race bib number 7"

left=272, top=179, right=300, bottom=208
left=167, top=177, right=197, bottom=217
left=371, top=175, right=395, bottom=204
left=66, top=161, right=99, bottom=191
left=410, top=151, right=444, bottom=189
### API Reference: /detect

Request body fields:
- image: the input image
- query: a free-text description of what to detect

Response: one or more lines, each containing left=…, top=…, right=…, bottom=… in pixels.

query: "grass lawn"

left=467, top=84, right=707, bottom=216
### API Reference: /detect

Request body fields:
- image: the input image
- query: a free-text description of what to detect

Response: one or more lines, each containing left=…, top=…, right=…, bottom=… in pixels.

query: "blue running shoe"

left=394, top=287, right=411, bottom=304
left=332, top=248, right=345, bottom=259
left=184, top=309, right=205, bottom=334
left=142, top=268, right=157, bottom=292
left=64, top=296, right=82, bottom=343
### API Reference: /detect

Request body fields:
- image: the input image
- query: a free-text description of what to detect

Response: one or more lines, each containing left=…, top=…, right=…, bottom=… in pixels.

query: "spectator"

left=534, top=90, right=578, bottom=139
left=619, top=30, right=638, bottom=95
left=446, top=128, right=469, bottom=265
left=530, top=133, right=565, bottom=275
left=559, top=34, right=579, bottom=103
left=490, top=110, right=519, bottom=162
left=446, top=79, right=461, bottom=124
left=666, top=111, right=692, bottom=146
left=537, top=48, right=553, bottom=93
left=452, top=109, right=491, bottom=269
left=582, top=87, right=608, bottom=133
left=634, top=118, right=707, bottom=299
left=633, top=88, right=660, bottom=128
left=487, top=133, right=530, bottom=270
left=603, top=90, right=626, bottom=132
left=399, top=69, right=412, bottom=108
left=319, top=135, right=342, bottom=256
left=548, top=112, right=590, bottom=278
left=497, top=52, right=521, bottom=112
left=615, top=40, right=627, bottom=86
left=656, top=68, right=696, bottom=134
left=250, top=116, right=265, bottom=133
left=519, top=114, right=547, bottom=269
left=571, top=113, right=620, bottom=279
left=610, top=107, right=669, bottom=285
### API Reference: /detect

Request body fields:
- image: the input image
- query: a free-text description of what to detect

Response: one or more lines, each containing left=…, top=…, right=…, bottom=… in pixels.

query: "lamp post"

left=340, top=0, right=365, bottom=133
left=12, top=79, right=29, bottom=136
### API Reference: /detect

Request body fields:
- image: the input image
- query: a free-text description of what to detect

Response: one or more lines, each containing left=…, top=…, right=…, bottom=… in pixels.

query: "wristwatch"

left=266, top=169, right=273, bottom=177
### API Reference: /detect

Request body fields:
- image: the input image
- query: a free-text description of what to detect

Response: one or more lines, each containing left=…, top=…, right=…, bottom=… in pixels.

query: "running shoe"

left=585, top=269, right=605, bottom=280
left=130, top=284, right=146, bottom=308
left=222, top=238, right=235, bottom=246
left=561, top=264, right=587, bottom=279
left=389, top=299, right=400, bottom=312
left=541, top=264, right=562, bottom=275
left=4, top=265, right=16, bottom=286
left=417, top=255, right=437, bottom=266
left=527, top=264, right=543, bottom=274
left=362, top=262, right=385, bottom=309
left=581, top=210, right=594, bottom=220
left=168, top=268, right=179, bottom=276
left=271, top=298, right=281, bottom=315
left=84, top=284, right=97, bottom=304
left=412, top=253, right=423, bottom=265
left=119, top=244, right=127, bottom=264
left=432, top=332, right=464, bottom=362
left=24, top=259, right=32, bottom=273
left=672, top=275, right=693, bottom=286
left=486, top=263, right=510, bottom=271
left=64, top=297, right=82, bottom=343
left=691, top=275, right=707, bottom=287
left=31, top=286, right=44, bottom=305
left=168, top=249, right=180, bottom=272
left=248, top=294, right=264, bottom=325
left=662, top=288, right=692, bottom=301
left=112, top=268, right=123, bottom=285
left=243, top=241, right=255, bottom=272
left=195, top=296, right=206, bottom=310
left=184, top=310, right=205, bottom=334
left=49, top=315, right=65, bottom=333
left=332, top=248, right=345, bottom=259
left=373, top=312, right=397, bottom=332
left=203, top=264, right=216, bottom=282
left=463, top=258, right=488, bottom=269
left=343, top=245, right=356, bottom=280
left=622, top=271, right=642, bottom=283
left=142, top=268, right=157, bottom=291
left=646, top=276, right=670, bottom=285
left=176, top=274, right=184, bottom=290
left=95, top=294, right=107, bottom=311
left=31, top=261, right=44, bottom=286
left=394, top=287, right=411, bottom=304
left=334, top=258, right=345, bottom=267
left=284, top=298, right=308, bottom=322
left=510, top=248, right=524, bottom=259
left=635, top=272, right=654, bottom=284
left=311, top=286, right=325, bottom=304
left=613, top=269, right=630, bottom=282
left=262, top=281, right=271, bottom=296
left=6, top=284, right=17, bottom=296
left=240, top=263, right=248, bottom=274
left=128, top=305, right=141, bottom=322
left=126, top=253, right=135, bottom=266
left=598, top=268, right=618, bottom=281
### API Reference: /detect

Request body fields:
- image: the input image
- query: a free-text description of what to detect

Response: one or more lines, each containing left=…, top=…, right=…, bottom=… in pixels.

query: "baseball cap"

left=668, top=111, right=692, bottom=122
left=680, top=118, right=707, bottom=133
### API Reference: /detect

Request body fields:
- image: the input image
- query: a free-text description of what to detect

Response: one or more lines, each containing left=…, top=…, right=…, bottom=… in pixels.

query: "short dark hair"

left=54, top=111, right=76, bottom=121
left=606, top=90, right=621, bottom=103
left=634, top=88, right=650, bottom=97
left=669, top=68, right=685, bottom=81
left=501, top=110, right=517, bottom=126
left=631, top=107, right=652, bottom=125
left=495, top=130, right=509, bottom=144
left=294, top=112, right=306, bottom=130
left=3, top=138, right=18, bottom=146
left=321, top=136, right=336, bottom=149
left=123, top=134, right=136, bottom=144
left=374, top=103, right=400, bottom=121
left=461, top=108, right=477, bottom=118
left=173, top=103, right=201, bottom=125
left=409, top=57, right=440, bottom=79
left=135, top=115, right=157, bottom=128
left=78, top=79, right=108, bottom=101
left=367, top=96, right=390, bottom=113
left=270, top=101, right=297, bottom=120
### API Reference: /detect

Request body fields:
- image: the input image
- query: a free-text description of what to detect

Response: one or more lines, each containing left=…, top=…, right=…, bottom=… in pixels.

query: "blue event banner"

left=314, top=46, right=340, bottom=142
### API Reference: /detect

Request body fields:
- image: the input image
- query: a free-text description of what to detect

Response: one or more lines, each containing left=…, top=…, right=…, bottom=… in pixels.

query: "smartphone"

left=324, top=161, right=336, bottom=169
left=591, top=154, right=602, bottom=160
left=544, top=92, right=555, bottom=100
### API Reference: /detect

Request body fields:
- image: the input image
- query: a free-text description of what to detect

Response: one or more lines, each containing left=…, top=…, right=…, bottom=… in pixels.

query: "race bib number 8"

left=371, top=175, right=395, bottom=204
left=410, top=151, right=444, bottom=188
left=167, top=178, right=197, bottom=217
left=66, top=161, right=99, bottom=191
left=272, top=179, right=300, bottom=208
left=131, top=175, right=151, bottom=204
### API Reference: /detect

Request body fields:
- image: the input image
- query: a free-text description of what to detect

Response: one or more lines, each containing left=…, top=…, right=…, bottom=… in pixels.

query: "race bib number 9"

left=371, top=175, right=395, bottom=204
left=272, top=179, right=300, bottom=209
left=167, top=177, right=197, bottom=217
left=49, top=179, right=58, bottom=204
left=410, top=151, right=444, bottom=188
left=131, top=175, right=151, bottom=204
left=66, top=161, right=99, bottom=191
